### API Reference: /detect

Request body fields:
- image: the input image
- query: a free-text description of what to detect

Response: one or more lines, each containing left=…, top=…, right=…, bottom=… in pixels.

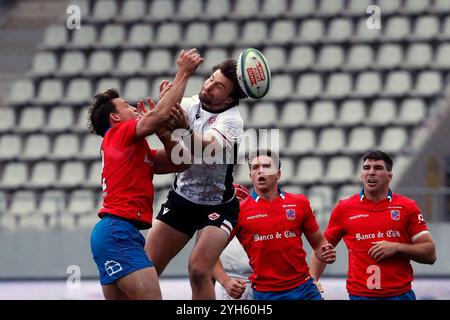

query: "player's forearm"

left=309, top=252, right=327, bottom=281
left=156, top=71, right=191, bottom=118
left=397, top=241, right=436, bottom=264
left=212, top=261, right=230, bottom=286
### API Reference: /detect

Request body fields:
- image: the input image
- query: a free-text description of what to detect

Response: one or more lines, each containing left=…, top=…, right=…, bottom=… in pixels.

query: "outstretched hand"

left=177, top=48, right=204, bottom=75
left=137, top=97, right=156, bottom=117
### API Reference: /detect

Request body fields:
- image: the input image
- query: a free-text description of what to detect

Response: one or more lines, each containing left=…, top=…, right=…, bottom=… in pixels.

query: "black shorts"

left=155, top=190, right=240, bottom=238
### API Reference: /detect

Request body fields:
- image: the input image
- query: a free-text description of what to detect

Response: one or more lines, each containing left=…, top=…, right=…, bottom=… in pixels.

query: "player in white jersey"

left=145, top=58, right=249, bottom=300
left=214, top=183, right=254, bottom=300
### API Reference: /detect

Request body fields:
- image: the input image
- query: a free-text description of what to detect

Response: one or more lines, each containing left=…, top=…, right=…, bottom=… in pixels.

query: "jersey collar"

left=201, top=101, right=235, bottom=114
left=359, top=188, right=393, bottom=202
left=252, top=188, right=285, bottom=202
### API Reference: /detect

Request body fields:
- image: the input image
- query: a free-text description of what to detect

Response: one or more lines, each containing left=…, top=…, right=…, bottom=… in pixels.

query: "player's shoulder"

left=392, top=193, right=419, bottom=210
left=284, top=192, right=309, bottom=204
left=336, top=193, right=361, bottom=208
left=181, top=95, right=200, bottom=109
left=218, top=106, right=243, bottom=122
left=239, top=196, right=254, bottom=210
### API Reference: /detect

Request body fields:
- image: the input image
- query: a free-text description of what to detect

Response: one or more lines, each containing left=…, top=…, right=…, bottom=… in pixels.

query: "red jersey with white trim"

left=98, top=119, right=157, bottom=229
left=234, top=191, right=320, bottom=292
left=324, top=190, right=429, bottom=297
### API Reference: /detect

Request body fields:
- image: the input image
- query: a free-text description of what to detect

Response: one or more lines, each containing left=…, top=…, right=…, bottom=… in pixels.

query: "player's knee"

left=189, top=262, right=210, bottom=285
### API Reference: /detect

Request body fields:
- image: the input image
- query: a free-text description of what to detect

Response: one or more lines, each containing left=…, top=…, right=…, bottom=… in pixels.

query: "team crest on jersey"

left=391, top=210, right=400, bottom=221
left=208, top=115, right=217, bottom=125
left=208, top=212, right=220, bottom=220
left=286, top=209, right=296, bottom=220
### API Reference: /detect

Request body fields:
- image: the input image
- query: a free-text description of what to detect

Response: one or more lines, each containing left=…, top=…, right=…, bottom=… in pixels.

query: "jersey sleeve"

left=209, top=115, right=244, bottom=150
left=113, top=118, right=140, bottom=148
left=324, top=203, right=345, bottom=247
left=301, top=197, right=320, bottom=235
left=406, top=200, right=430, bottom=242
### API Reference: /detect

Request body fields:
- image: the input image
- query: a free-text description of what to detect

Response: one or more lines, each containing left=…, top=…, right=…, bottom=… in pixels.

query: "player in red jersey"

left=215, top=149, right=336, bottom=300
left=310, top=150, right=436, bottom=300
left=88, top=49, right=203, bottom=300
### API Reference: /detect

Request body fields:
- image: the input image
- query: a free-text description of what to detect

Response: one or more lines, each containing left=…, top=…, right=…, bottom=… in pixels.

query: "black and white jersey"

left=173, top=95, right=244, bottom=205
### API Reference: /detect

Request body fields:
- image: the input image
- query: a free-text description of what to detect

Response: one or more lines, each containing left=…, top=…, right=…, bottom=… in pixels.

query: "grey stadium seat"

left=21, top=134, right=51, bottom=161
left=17, top=106, right=45, bottom=132
left=345, top=127, right=376, bottom=154
left=1, top=162, right=28, bottom=189
left=366, top=99, right=396, bottom=125
left=29, top=161, right=57, bottom=189
left=308, top=100, right=336, bottom=127
left=279, top=101, right=308, bottom=128
left=0, top=108, right=15, bottom=133
left=0, top=134, right=21, bottom=160
left=50, top=133, right=80, bottom=160
left=57, top=161, right=86, bottom=188
left=44, top=106, right=74, bottom=133
left=315, top=128, right=345, bottom=155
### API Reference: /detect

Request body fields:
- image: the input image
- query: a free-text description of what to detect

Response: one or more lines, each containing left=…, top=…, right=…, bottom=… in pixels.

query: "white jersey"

left=173, top=95, right=244, bottom=205
left=218, top=237, right=254, bottom=300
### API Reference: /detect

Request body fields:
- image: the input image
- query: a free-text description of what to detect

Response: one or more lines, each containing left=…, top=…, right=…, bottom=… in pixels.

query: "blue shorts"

left=253, top=278, right=322, bottom=300
left=90, top=215, right=153, bottom=285
left=349, top=289, right=416, bottom=300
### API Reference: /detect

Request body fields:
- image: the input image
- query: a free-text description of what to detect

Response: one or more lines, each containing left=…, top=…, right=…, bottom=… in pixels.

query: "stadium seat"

left=211, top=21, right=238, bottom=46
left=295, top=73, right=322, bottom=99
left=383, top=16, right=411, bottom=40
left=37, top=79, right=63, bottom=104
left=378, top=0, right=402, bottom=15
left=73, top=107, right=90, bottom=133
left=116, top=50, right=144, bottom=76
left=315, top=128, right=345, bottom=155
left=0, top=134, right=21, bottom=162
left=396, top=98, right=426, bottom=125
left=44, top=106, right=74, bottom=133
left=70, top=25, right=97, bottom=49
left=183, top=22, right=210, bottom=46
left=412, top=16, right=439, bottom=40
left=434, top=43, right=450, bottom=68
left=266, top=74, right=293, bottom=101
left=347, top=0, right=372, bottom=16
left=17, top=106, right=45, bottom=133
left=78, top=214, right=100, bottom=229
left=286, top=129, right=316, bottom=155
left=147, top=0, right=175, bottom=21
left=7, top=79, right=34, bottom=105
left=324, top=72, right=352, bottom=98
left=250, top=102, right=277, bottom=127
left=239, top=21, right=267, bottom=47
left=92, top=0, right=118, bottom=22
left=155, top=22, right=182, bottom=46
left=382, top=71, right=412, bottom=97
left=57, top=161, right=86, bottom=188
left=123, top=78, right=148, bottom=103
left=414, top=71, right=442, bottom=97
left=42, top=25, right=67, bottom=49
left=67, top=189, right=96, bottom=216
left=327, top=18, right=353, bottom=41
left=317, top=45, right=345, bottom=70
left=352, top=71, right=383, bottom=98
left=404, top=43, right=432, bottom=69
left=29, top=161, right=57, bottom=189
left=293, top=157, right=324, bottom=184
left=51, top=134, right=79, bottom=160
left=64, top=78, right=92, bottom=104
left=318, top=0, right=344, bottom=16
left=96, top=78, right=122, bottom=93
left=345, top=45, right=374, bottom=70
left=298, top=19, right=324, bottom=43
left=278, top=157, right=295, bottom=184
left=258, top=129, right=286, bottom=153
left=282, top=185, right=304, bottom=195
left=355, top=17, right=381, bottom=40
left=232, top=0, right=259, bottom=19
left=308, top=185, right=334, bottom=211
left=366, top=99, right=396, bottom=125
left=0, top=108, right=15, bottom=133
left=1, top=162, right=28, bottom=189
left=378, top=127, right=408, bottom=153
left=323, top=156, right=354, bottom=183
left=345, top=127, right=376, bottom=154
left=84, top=161, right=102, bottom=188
left=145, top=49, right=173, bottom=73
left=30, top=51, right=57, bottom=76
left=336, top=99, right=366, bottom=126
left=59, top=51, right=86, bottom=76
left=278, top=101, right=308, bottom=128
left=184, top=75, right=204, bottom=97
left=126, top=24, right=153, bottom=48
left=20, top=215, right=53, bottom=230
left=199, top=48, right=228, bottom=74
left=308, top=100, right=336, bottom=127
left=99, top=24, right=126, bottom=49
left=376, top=44, right=404, bottom=69
left=79, top=135, right=101, bottom=160
left=8, top=191, right=36, bottom=216
left=287, top=0, right=316, bottom=18
left=263, top=47, right=286, bottom=73
left=336, top=184, right=361, bottom=200
left=288, top=46, right=315, bottom=71
left=87, top=51, right=113, bottom=76
left=433, top=0, right=450, bottom=13
left=268, top=20, right=296, bottom=45
left=21, top=134, right=51, bottom=161
left=120, top=0, right=146, bottom=21
left=403, top=0, right=430, bottom=14
left=205, top=0, right=230, bottom=19
left=261, top=0, right=288, bottom=18
left=177, top=0, right=203, bottom=20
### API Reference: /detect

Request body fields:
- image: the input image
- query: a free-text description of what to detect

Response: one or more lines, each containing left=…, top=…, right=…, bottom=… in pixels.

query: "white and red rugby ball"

left=236, top=48, right=271, bottom=99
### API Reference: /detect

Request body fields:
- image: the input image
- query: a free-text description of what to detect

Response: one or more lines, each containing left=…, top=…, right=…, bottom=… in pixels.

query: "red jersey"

left=98, top=119, right=157, bottom=229
left=234, top=190, right=320, bottom=292
left=324, top=190, right=429, bottom=297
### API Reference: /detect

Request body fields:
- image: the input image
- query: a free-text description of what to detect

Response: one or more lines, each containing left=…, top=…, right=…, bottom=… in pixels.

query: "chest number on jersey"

left=366, top=265, right=381, bottom=290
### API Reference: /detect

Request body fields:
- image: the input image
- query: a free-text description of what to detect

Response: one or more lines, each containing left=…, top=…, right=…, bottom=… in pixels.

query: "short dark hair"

left=247, top=148, right=281, bottom=170
left=87, top=88, right=120, bottom=137
left=211, top=59, right=247, bottom=107
left=362, top=150, right=393, bottom=171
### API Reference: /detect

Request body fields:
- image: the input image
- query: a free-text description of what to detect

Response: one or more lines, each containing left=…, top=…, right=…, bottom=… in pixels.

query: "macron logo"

left=162, top=207, right=170, bottom=215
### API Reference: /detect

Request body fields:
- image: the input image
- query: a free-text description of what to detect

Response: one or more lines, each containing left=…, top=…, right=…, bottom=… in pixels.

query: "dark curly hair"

left=211, top=59, right=247, bottom=107
left=87, top=88, right=120, bottom=137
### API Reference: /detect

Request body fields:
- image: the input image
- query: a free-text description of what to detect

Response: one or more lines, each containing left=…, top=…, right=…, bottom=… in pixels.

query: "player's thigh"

left=189, top=226, right=229, bottom=270
left=145, top=219, right=191, bottom=274
left=116, top=267, right=162, bottom=300
left=102, top=283, right=128, bottom=300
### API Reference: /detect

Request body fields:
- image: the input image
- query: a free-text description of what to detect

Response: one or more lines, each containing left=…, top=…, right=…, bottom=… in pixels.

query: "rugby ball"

left=236, top=48, right=271, bottom=99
